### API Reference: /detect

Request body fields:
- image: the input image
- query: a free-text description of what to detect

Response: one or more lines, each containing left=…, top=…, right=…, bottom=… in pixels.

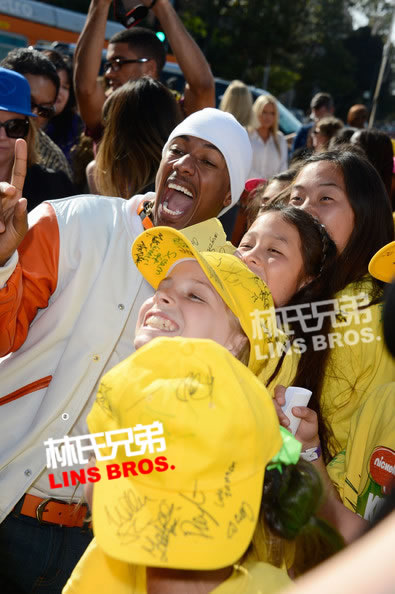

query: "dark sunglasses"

left=31, top=101, right=56, bottom=119
left=103, top=57, right=149, bottom=73
left=0, top=118, right=29, bottom=139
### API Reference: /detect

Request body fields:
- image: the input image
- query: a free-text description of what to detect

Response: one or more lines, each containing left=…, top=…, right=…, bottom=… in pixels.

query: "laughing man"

left=0, top=108, right=252, bottom=593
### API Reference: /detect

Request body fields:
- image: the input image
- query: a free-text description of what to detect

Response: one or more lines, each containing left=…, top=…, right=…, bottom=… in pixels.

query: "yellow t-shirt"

left=327, top=382, right=395, bottom=521
left=63, top=538, right=291, bottom=594
left=320, top=278, right=394, bottom=455
left=259, top=340, right=299, bottom=397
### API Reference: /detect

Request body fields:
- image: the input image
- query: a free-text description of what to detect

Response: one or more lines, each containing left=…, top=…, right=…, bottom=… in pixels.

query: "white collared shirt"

left=248, top=130, right=288, bottom=180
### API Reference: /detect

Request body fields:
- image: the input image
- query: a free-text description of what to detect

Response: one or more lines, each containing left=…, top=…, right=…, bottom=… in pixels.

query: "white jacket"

left=0, top=194, right=147, bottom=521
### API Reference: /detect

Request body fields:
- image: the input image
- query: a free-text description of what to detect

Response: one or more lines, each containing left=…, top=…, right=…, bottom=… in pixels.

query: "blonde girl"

left=248, top=94, right=288, bottom=179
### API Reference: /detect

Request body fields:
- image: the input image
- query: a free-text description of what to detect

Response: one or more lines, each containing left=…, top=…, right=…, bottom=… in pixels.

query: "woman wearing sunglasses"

left=0, top=67, right=75, bottom=211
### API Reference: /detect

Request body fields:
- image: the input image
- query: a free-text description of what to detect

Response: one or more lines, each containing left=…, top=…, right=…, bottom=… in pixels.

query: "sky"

left=350, top=7, right=395, bottom=44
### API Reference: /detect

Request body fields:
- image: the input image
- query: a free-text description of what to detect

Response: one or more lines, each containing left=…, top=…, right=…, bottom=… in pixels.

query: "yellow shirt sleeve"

left=327, top=383, right=395, bottom=521
left=320, top=279, right=394, bottom=455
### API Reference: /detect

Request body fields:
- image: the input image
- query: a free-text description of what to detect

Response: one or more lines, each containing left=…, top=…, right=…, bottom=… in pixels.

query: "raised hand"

left=273, top=384, right=320, bottom=449
left=293, top=406, right=320, bottom=450
left=273, top=384, right=291, bottom=428
left=0, top=139, right=28, bottom=266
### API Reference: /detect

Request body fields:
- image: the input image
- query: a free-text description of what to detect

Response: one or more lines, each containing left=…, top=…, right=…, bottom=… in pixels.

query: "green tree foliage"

left=180, top=0, right=392, bottom=118
left=180, top=0, right=308, bottom=93
left=293, top=0, right=356, bottom=114
left=41, top=0, right=393, bottom=118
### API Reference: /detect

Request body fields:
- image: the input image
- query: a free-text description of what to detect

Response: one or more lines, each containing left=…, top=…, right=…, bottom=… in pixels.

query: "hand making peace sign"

left=0, top=139, right=28, bottom=266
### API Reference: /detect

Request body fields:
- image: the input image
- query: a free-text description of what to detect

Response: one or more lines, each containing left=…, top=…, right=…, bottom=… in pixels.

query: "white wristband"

left=300, top=445, right=322, bottom=462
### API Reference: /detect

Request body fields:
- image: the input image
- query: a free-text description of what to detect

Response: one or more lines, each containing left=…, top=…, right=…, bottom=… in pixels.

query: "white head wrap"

left=162, top=108, right=252, bottom=216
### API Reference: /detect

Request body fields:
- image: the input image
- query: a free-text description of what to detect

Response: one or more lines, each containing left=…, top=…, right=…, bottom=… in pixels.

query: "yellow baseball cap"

left=368, top=241, right=395, bottom=283
left=132, top=226, right=278, bottom=375
left=88, top=336, right=283, bottom=570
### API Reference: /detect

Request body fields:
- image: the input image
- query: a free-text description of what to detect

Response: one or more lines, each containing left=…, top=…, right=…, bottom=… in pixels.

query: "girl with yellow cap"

left=63, top=223, right=341, bottom=594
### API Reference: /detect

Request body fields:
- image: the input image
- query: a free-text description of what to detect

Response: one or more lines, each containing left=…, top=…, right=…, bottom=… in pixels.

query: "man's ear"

left=223, top=189, right=232, bottom=207
left=143, top=60, right=158, bottom=78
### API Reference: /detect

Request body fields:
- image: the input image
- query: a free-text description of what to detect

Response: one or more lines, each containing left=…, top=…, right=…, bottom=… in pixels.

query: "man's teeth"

left=145, top=315, right=177, bottom=331
left=168, top=183, right=193, bottom=198
left=163, top=200, right=182, bottom=216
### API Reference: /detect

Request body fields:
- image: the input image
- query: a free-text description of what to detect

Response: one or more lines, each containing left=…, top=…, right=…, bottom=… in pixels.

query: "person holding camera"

left=74, top=0, right=215, bottom=143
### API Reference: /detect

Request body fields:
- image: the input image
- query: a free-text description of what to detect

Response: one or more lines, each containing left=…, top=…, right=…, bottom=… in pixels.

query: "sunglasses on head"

left=0, top=118, right=30, bottom=139
left=31, top=101, right=56, bottom=119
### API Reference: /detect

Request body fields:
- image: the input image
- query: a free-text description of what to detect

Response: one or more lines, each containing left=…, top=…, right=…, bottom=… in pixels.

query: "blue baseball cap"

left=0, top=67, right=36, bottom=117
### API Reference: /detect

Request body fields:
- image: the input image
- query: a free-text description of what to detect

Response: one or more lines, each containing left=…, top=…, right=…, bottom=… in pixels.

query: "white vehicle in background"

left=162, top=62, right=301, bottom=137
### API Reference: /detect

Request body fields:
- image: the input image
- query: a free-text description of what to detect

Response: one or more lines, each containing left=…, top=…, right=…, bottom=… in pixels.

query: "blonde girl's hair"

left=95, top=77, right=182, bottom=199
left=219, top=80, right=258, bottom=128
left=251, top=94, right=281, bottom=156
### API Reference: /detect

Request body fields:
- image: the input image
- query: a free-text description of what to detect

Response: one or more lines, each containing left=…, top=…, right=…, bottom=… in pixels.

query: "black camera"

left=113, top=0, right=149, bottom=28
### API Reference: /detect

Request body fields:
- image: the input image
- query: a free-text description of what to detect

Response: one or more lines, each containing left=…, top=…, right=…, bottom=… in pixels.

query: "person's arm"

left=279, top=133, right=288, bottom=171
left=280, top=512, right=395, bottom=594
left=86, top=160, right=100, bottom=194
left=0, top=140, right=59, bottom=355
left=273, top=386, right=367, bottom=544
left=74, top=0, right=110, bottom=132
left=292, top=406, right=367, bottom=544
left=148, top=0, right=215, bottom=115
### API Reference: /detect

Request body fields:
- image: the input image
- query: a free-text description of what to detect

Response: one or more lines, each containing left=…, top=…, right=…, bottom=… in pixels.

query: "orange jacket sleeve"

left=0, top=203, right=59, bottom=356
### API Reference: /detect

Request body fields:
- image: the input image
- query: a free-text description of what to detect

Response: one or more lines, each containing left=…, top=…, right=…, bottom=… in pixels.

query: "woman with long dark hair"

left=279, top=150, right=393, bottom=460
left=0, top=66, right=75, bottom=211
left=235, top=183, right=393, bottom=537
left=43, top=50, right=83, bottom=168
left=93, top=77, right=182, bottom=199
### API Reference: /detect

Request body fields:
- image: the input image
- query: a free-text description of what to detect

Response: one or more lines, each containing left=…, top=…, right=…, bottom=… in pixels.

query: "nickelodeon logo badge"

left=357, top=446, right=395, bottom=522
left=369, top=446, right=395, bottom=492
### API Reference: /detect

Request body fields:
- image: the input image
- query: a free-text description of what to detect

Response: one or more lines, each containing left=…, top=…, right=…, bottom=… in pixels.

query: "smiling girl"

left=63, top=225, right=341, bottom=594
left=238, top=163, right=393, bottom=460
left=284, top=150, right=394, bottom=458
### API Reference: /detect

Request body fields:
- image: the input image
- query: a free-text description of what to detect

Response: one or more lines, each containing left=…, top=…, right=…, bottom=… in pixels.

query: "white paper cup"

left=281, top=386, right=312, bottom=435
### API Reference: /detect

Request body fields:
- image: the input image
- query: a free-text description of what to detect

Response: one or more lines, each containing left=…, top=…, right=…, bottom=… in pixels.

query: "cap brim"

left=368, top=241, right=395, bottom=283
left=132, top=226, right=276, bottom=375
left=132, top=227, right=200, bottom=290
left=93, top=460, right=264, bottom=570
left=0, top=105, right=36, bottom=118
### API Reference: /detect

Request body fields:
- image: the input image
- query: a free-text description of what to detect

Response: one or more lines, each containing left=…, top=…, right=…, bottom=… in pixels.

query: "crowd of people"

left=0, top=0, right=394, bottom=592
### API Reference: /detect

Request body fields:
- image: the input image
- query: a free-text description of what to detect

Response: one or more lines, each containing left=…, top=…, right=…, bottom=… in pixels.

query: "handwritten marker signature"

left=142, top=500, right=179, bottom=562
left=227, top=501, right=255, bottom=539
left=179, top=489, right=218, bottom=539
left=105, top=489, right=155, bottom=544
left=175, top=371, right=214, bottom=403
left=214, top=461, right=236, bottom=508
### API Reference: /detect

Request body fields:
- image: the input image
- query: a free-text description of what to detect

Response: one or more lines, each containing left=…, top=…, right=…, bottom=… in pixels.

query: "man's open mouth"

left=158, top=180, right=195, bottom=221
